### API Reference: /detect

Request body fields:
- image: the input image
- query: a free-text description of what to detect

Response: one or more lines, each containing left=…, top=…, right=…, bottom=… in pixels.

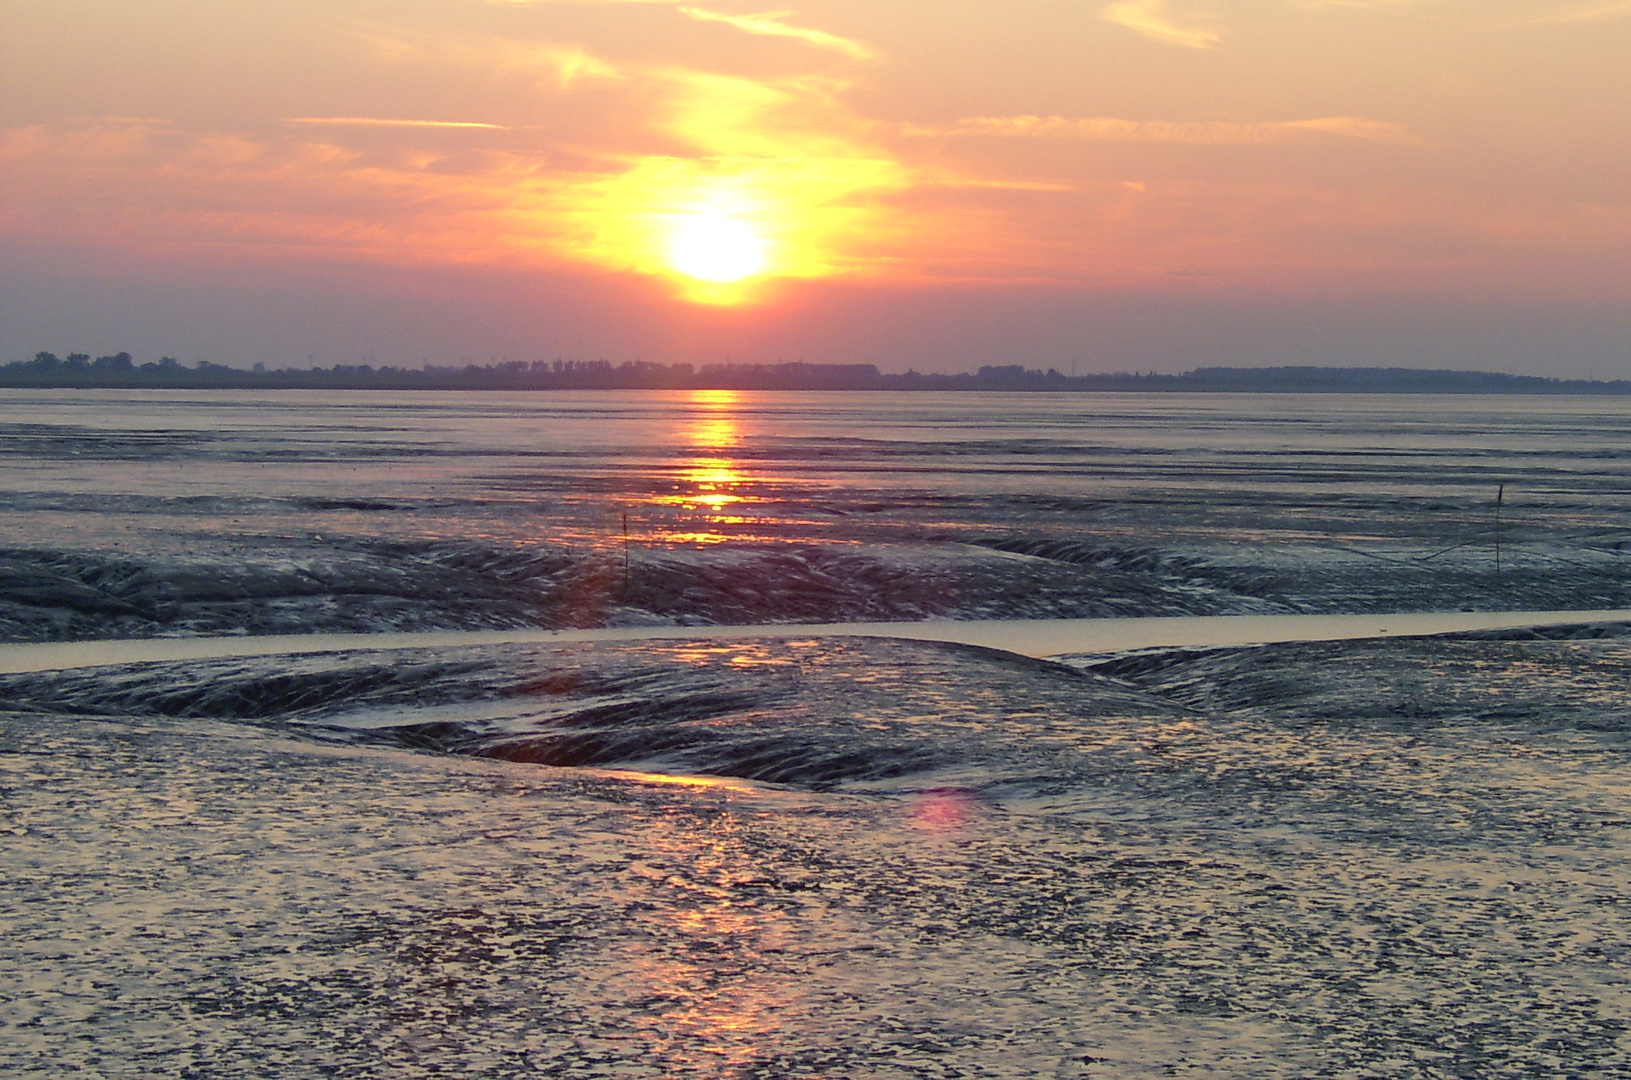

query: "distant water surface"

left=3, top=388, right=1630, bottom=639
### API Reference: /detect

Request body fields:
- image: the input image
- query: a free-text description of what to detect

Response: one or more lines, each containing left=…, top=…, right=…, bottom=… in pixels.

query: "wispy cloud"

left=678, top=8, right=875, bottom=59
left=1286, top=1, right=1419, bottom=10
left=909, top=115, right=1421, bottom=146
left=1293, top=0, right=1631, bottom=25
left=1102, top=0, right=1223, bottom=48
left=483, top=0, right=875, bottom=58
left=1521, top=0, right=1631, bottom=23
left=485, top=0, right=681, bottom=5
left=284, top=117, right=508, bottom=129
left=353, top=25, right=623, bottom=89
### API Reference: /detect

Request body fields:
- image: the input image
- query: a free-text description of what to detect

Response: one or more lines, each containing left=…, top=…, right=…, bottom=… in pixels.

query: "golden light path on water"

left=648, top=390, right=758, bottom=538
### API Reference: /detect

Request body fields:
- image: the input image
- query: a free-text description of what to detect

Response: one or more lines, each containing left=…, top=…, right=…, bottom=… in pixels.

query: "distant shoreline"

left=4, top=355, right=1628, bottom=394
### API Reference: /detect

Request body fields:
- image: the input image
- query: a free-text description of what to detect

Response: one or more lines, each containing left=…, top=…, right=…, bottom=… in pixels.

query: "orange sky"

left=2, top=0, right=1628, bottom=372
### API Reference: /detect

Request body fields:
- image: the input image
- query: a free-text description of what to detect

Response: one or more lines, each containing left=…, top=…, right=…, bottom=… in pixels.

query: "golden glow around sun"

left=667, top=214, right=768, bottom=283
left=527, top=69, right=913, bottom=307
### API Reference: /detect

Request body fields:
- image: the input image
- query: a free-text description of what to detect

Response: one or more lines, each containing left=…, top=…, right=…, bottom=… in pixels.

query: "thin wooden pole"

left=1494, top=483, right=1504, bottom=572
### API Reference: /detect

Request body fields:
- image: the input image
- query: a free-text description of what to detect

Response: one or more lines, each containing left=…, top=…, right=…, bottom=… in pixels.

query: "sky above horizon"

left=2, top=0, right=1628, bottom=374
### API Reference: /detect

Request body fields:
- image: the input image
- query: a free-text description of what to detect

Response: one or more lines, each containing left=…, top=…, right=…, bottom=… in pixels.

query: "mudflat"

left=3, top=389, right=1628, bottom=1077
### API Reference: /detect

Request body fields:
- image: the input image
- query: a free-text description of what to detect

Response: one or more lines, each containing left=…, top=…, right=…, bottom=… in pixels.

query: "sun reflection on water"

left=686, top=390, right=744, bottom=449
left=595, top=768, right=766, bottom=795
left=603, top=781, right=808, bottom=1070
left=647, top=390, right=763, bottom=540
left=684, top=459, right=744, bottom=510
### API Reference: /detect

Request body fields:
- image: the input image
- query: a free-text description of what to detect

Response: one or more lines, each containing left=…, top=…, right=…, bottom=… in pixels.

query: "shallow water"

left=2, top=390, right=1630, bottom=1077
left=7, top=607, right=1631, bottom=676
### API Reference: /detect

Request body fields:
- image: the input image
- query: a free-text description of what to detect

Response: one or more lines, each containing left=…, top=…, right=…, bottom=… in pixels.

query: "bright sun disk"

left=667, top=214, right=768, bottom=283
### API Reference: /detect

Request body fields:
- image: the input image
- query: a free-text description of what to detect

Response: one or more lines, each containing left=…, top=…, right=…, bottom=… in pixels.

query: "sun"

left=667, top=214, right=768, bottom=283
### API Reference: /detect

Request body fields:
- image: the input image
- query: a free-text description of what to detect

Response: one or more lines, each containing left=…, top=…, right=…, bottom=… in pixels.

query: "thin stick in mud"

left=1495, top=483, right=1504, bottom=572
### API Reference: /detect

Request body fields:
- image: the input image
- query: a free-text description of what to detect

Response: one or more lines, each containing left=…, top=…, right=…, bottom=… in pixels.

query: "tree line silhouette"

left=6, top=352, right=1628, bottom=394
